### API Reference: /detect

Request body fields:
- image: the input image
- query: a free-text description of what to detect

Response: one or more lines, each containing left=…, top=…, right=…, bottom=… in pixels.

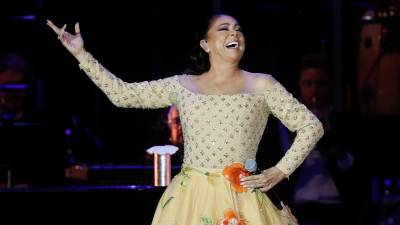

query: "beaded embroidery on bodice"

left=175, top=85, right=269, bottom=168
left=78, top=51, right=324, bottom=176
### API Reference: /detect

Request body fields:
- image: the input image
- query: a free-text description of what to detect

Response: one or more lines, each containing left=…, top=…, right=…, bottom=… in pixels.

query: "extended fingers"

left=75, top=22, right=80, bottom=35
left=46, top=19, right=61, bottom=34
left=240, top=174, right=270, bottom=188
left=240, top=174, right=262, bottom=182
left=240, top=175, right=260, bottom=187
left=59, top=24, right=66, bottom=37
left=46, top=20, right=71, bottom=42
left=239, top=168, right=284, bottom=191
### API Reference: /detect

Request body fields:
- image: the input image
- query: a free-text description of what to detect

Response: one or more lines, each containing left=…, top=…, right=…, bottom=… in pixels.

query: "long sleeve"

left=78, top=51, right=178, bottom=109
left=264, top=80, right=324, bottom=177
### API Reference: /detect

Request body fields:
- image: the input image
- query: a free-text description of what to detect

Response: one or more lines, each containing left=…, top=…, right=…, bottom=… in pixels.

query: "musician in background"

left=65, top=105, right=184, bottom=183
left=0, top=52, right=31, bottom=187
left=165, top=105, right=183, bottom=165
left=0, top=52, right=66, bottom=187
left=278, top=53, right=355, bottom=225
left=0, top=52, right=32, bottom=122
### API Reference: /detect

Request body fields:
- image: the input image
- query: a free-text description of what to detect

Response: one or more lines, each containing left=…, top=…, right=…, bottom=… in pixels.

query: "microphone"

left=244, top=159, right=284, bottom=210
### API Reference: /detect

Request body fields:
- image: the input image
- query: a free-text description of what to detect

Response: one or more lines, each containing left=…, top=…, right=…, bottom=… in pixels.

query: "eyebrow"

left=217, top=22, right=240, bottom=27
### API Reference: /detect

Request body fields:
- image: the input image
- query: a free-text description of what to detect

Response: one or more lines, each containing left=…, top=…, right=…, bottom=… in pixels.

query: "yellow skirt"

left=151, top=167, right=297, bottom=225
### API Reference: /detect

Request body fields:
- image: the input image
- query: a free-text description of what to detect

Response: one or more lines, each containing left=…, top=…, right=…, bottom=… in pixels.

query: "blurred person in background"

left=278, top=53, right=355, bottom=225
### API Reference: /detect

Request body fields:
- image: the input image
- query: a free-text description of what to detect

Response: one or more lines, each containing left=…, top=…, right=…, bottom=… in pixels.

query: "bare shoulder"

left=243, top=71, right=279, bottom=93
left=177, top=74, right=198, bottom=90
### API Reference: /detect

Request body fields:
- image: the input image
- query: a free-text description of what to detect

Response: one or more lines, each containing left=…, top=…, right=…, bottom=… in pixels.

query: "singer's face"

left=202, top=15, right=245, bottom=63
left=299, top=68, right=330, bottom=108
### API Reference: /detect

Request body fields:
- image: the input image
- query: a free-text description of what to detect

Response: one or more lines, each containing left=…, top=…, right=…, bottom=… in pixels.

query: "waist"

left=181, top=166, right=223, bottom=173
left=179, top=166, right=224, bottom=177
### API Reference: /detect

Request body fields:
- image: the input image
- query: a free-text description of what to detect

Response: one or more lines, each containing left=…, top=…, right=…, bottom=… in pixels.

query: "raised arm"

left=46, top=20, right=178, bottom=109
left=78, top=51, right=178, bottom=108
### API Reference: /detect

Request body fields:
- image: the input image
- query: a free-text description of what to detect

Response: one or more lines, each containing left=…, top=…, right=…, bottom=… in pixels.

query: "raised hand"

left=46, top=20, right=85, bottom=58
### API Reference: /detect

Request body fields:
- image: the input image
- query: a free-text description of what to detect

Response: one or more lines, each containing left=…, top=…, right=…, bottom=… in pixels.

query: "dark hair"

left=184, top=14, right=231, bottom=75
left=299, top=53, right=331, bottom=74
left=0, top=52, right=30, bottom=76
left=0, top=52, right=36, bottom=120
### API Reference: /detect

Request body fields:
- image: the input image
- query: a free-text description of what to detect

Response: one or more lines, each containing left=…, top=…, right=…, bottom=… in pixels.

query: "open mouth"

left=225, top=41, right=239, bottom=49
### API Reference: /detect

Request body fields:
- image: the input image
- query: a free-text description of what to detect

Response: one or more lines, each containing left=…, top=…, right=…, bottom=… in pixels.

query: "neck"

left=207, top=61, right=241, bottom=81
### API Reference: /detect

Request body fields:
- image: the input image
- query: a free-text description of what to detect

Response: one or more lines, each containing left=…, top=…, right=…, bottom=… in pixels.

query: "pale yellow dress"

left=78, top=51, right=324, bottom=225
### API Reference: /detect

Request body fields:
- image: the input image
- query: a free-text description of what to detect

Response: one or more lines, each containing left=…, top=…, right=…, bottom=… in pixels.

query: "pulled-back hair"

left=184, top=14, right=229, bottom=75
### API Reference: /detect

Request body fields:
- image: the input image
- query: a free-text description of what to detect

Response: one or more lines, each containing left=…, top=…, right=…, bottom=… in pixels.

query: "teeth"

left=226, top=41, right=239, bottom=48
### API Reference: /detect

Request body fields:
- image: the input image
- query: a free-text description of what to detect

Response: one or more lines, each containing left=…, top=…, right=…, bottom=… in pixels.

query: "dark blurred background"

left=0, top=0, right=399, bottom=224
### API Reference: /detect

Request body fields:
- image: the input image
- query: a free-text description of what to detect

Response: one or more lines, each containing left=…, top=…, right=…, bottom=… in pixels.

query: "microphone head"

left=244, top=159, right=257, bottom=173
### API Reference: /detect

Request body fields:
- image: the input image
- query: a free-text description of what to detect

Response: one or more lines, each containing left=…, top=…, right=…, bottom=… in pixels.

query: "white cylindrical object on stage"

left=146, top=145, right=178, bottom=187
left=154, top=153, right=171, bottom=186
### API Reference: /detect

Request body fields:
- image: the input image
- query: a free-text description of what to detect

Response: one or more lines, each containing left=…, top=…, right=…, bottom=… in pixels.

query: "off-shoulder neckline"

left=174, top=74, right=278, bottom=97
